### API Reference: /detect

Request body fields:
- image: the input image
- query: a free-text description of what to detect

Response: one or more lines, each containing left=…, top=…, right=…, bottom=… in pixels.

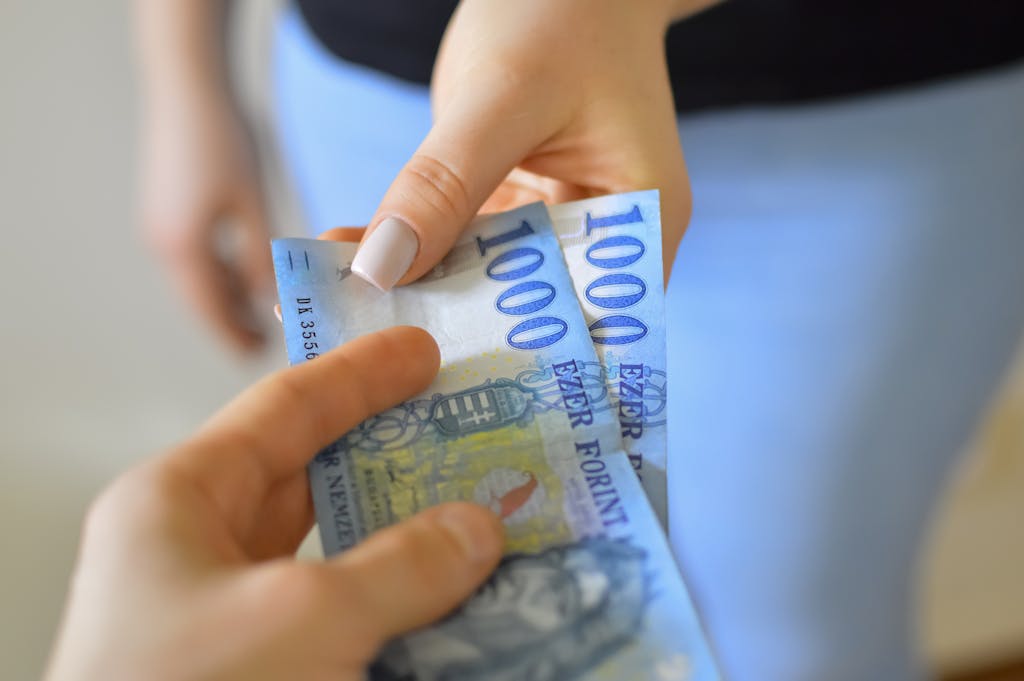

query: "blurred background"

left=1, top=2, right=1021, bottom=680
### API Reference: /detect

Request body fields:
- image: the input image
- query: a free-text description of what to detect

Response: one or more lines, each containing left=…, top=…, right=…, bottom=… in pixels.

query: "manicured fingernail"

left=273, top=304, right=282, bottom=323
left=437, top=505, right=503, bottom=565
left=351, top=217, right=419, bottom=292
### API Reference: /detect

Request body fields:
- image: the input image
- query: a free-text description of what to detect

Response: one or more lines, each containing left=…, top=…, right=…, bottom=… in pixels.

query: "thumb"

left=328, top=502, right=504, bottom=645
left=348, top=92, right=561, bottom=291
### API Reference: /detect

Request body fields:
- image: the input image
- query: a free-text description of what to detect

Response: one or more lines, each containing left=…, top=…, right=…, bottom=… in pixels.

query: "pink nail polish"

left=351, top=217, right=419, bottom=292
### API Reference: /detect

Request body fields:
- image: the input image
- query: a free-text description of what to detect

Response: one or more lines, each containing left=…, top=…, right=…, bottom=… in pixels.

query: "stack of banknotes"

left=273, top=191, right=720, bottom=681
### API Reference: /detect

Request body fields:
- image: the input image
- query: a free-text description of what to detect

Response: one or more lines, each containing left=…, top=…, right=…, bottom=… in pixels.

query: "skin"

left=137, top=0, right=273, bottom=352
left=45, top=327, right=505, bottom=681
left=363, top=0, right=719, bottom=288
left=137, top=0, right=720, bottom=350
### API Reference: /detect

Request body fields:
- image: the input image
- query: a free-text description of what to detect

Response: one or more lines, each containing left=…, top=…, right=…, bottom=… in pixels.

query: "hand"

left=346, top=0, right=706, bottom=291
left=141, top=94, right=273, bottom=352
left=45, top=327, right=504, bottom=681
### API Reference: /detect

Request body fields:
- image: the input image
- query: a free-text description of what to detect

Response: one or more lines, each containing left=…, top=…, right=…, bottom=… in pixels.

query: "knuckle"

left=274, top=564, right=331, bottom=610
left=82, top=466, right=166, bottom=540
left=400, top=154, right=472, bottom=221
left=249, top=564, right=337, bottom=633
left=400, top=516, right=466, bottom=580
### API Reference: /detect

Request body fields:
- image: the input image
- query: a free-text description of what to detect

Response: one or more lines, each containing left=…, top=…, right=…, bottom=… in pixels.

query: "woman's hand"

left=141, top=97, right=273, bottom=351
left=348, top=0, right=712, bottom=291
left=137, top=0, right=274, bottom=352
left=45, top=327, right=504, bottom=681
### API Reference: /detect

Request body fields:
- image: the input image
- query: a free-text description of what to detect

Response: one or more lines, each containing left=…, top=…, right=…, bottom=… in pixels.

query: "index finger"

left=171, top=326, right=440, bottom=530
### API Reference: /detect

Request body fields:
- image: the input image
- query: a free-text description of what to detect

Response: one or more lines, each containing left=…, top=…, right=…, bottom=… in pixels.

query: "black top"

left=295, top=0, right=1024, bottom=112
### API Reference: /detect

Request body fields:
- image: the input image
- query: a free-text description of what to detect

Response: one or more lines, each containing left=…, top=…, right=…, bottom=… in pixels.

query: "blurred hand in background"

left=137, top=0, right=273, bottom=353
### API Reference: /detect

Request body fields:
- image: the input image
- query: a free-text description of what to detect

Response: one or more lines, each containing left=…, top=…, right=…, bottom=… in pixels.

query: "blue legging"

left=272, top=8, right=1024, bottom=680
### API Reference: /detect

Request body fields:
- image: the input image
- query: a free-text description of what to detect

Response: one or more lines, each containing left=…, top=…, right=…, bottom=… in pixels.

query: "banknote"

left=272, top=203, right=718, bottom=681
left=549, top=191, right=668, bottom=526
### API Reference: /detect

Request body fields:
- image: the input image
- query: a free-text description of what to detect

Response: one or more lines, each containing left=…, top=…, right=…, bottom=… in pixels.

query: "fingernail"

left=351, top=217, right=419, bottom=292
left=273, top=304, right=282, bottom=323
left=437, top=505, right=503, bottom=565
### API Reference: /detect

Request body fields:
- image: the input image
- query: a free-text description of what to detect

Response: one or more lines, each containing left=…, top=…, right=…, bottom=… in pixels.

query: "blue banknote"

left=549, top=191, right=668, bottom=526
left=273, top=202, right=718, bottom=681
